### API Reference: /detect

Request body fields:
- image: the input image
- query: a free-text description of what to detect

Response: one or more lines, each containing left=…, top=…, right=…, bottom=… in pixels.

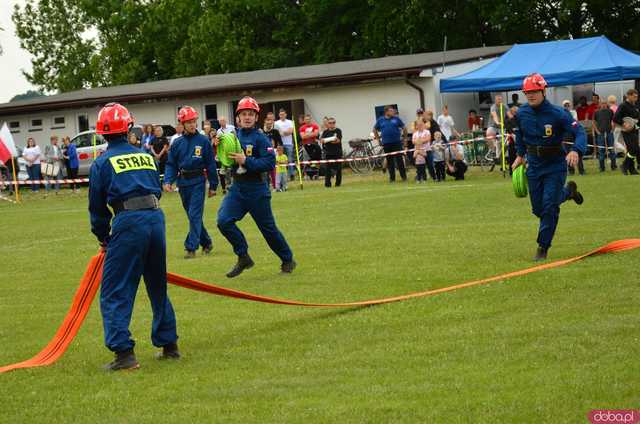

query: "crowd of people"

left=2, top=87, right=639, bottom=199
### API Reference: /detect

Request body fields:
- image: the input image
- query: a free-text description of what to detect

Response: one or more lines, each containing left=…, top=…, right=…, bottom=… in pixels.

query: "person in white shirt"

left=216, top=116, right=236, bottom=136
left=436, top=105, right=457, bottom=141
left=274, top=108, right=295, bottom=180
left=22, top=137, right=42, bottom=192
left=169, top=122, right=184, bottom=146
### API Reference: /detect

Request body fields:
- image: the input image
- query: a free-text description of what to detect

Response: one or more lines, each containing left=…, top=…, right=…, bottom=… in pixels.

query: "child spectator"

left=412, top=120, right=430, bottom=183
left=432, top=131, right=446, bottom=181
left=275, top=145, right=289, bottom=192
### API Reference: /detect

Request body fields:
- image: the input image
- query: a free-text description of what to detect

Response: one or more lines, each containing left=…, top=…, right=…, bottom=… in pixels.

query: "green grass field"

left=1, top=167, right=638, bottom=423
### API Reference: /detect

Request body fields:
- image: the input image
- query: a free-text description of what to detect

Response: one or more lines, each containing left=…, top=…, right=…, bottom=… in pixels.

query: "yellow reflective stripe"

left=108, top=153, right=157, bottom=174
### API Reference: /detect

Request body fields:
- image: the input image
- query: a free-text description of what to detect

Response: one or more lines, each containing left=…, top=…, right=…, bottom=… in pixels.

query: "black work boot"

left=280, top=260, right=297, bottom=274
left=184, top=250, right=196, bottom=259
left=156, top=342, right=180, bottom=360
left=104, top=349, right=140, bottom=371
left=226, top=254, right=254, bottom=278
left=566, top=181, right=583, bottom=205
left=202, top=244, right=213, bottom=255
left=533, top=247, right=548, bottom=262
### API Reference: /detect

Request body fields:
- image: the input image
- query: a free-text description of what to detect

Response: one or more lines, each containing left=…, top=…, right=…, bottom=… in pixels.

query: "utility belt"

left=232, top=170, right=267, bottom=183
left=179, top=168, right=205, bottom=179
left=112, top=194, right=159, bottom=214
left=526, top=144, right=564, bottom=158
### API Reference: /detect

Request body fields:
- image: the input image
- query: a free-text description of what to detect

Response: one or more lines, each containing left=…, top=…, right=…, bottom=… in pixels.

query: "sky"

left=0, top=0, right=36, bottom=103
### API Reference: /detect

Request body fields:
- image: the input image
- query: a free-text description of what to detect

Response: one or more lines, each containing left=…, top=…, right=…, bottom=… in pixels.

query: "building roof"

left=0, top=45, right=510, bottom=115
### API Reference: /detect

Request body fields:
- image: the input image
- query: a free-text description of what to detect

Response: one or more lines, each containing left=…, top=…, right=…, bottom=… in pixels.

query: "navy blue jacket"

left=164, top=131, right=218, bottom=189
left=514, top=99, right=586, bottom=174
left=88, top=137, right=162, bottom=243
left=234, top=127, right=275, bottom=178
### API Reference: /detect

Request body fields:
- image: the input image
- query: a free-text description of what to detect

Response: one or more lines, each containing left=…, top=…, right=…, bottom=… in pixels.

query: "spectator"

left=508, top=93, right=521, bottom=108
left=613, top=88, right=640, bottom=175
left=490, top=95, right=506, bottom=130
left=22, top=137, right=41, bottom=192
left=432, top=131, right=446, bottom=181
left=562, top=100, right=578, bottom=120
left=412, top=119, right=430, bottom=183
left=607, top=95, right=618, bottom=114
left=410, top=108, right=425, bottom=133
left=587, top=93, right=600, bottom=120
left=320, top=117, right=343, bottom=187
left=0, top=157, right=18, bottom=195
left=216, top=116, right=236, bottom=136
left=593, top=100, right=617, bottom=172
left=320, top=116, right=329, bottom=133
left=424, top=109, right=441, bottom=138
left=467, top=109, right=482, bottom=131
left=169, top=122, right=184, bottom=146
left=576, top=96, right=589, bottom=121
left=151, top=125, right=170, bottom=176
left=374, top=105, right=407, bottom=182
left=142, top=124, right=155, bottom=151
left=445, top=137, right=468, bottom=180
left=275, top=145, right=289, bottom=192
left=43, top=135, right=64, bottom=194
left=274, top=108, right=296, bottom=181
left=504, top=106, right=519, bottom=173
left=128, top=132, right=142, bottom=149
left=201, top=120, right=212, bottom=136
left=263, top=115, right=282, bottom=189
left=62, top=136, right=79, bottom=193
left=209, top=129, right=228, bottom=194
left=437, top=105, right=457, bottom=141
left=299, top=114, right=321, bottom=179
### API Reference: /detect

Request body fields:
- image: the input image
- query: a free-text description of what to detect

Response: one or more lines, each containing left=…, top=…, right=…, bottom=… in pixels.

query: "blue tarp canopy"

left=440, top=36, right=640, bottom=93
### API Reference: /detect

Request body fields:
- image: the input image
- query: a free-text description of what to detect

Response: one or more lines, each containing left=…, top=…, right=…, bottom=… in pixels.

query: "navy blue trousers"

left=217, top=181, right=293, bottom=262
left=100, top=209, right=177, bottom=352
left=527, top=170, right=570, bottom=249
left=179, top=182, right=212, bottom=252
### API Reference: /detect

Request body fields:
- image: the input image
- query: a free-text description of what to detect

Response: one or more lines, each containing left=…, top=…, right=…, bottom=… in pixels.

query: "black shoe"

left=184, top=250, right=196, bottom=259
left=104, top=349, right=140, bottom=371
left=202, top=244, right=213, bottom=255
left=281, top=260, right=297, bottom=274
left=566, top=181, right=583, bottom=205
left=226, top=254, right=254, bottom=278
left=533, top=247, right=548, bottom=262
left=156, top=342, right=180, bottom=360
left=611, top=163, right=618, bottom=171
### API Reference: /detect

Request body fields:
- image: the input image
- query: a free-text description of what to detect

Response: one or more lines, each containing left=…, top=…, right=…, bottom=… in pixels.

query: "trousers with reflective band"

left=109, top=153, right=157, bottom=173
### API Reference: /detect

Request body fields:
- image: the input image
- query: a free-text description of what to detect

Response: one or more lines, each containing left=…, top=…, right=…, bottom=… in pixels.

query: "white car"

left=69, top=130, right=107, bottom=177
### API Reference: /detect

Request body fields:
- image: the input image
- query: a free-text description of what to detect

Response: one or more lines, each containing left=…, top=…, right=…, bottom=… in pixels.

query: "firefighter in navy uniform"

left=163, top=106, right=218, bottom=258
left=512, top=74, right=587, bottom=261
left=89, top=103, right=179, bottom=371
left=217, top=97, right=296, bottom=277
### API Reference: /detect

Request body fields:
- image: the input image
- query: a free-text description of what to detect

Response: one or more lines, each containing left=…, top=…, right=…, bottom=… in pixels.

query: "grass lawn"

left=0, top=166, right=638, bottom=423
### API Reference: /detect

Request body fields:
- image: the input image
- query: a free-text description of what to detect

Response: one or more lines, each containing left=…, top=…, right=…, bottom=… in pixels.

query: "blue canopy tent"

left=440, top=36, right=640, bottom=92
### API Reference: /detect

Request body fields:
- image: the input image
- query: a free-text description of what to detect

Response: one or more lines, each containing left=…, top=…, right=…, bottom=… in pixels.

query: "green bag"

left=512, top=164, right=528, bottom=198
left=217, top=133, right=242, bottom=168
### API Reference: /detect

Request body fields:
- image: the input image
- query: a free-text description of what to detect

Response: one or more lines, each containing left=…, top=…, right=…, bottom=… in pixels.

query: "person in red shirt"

left=586, top=93, right=600, bottom=120
left=467, top=109, right=482, bottom=131
left=576, top=96, right=589, bottom=121
left=299, top=114, right=322, bottom=179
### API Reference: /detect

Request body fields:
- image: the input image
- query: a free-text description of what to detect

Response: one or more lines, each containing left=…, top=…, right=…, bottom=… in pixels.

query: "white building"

left=1, top=44, right=632, bottom=150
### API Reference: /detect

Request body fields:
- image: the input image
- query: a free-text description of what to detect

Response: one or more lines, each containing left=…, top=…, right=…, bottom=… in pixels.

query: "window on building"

left=202, top=104, right=218, bottom=129
left=9, top=121, right=20, bottom=133
left=77, top=113, right=89, bottom=133
left=29, top=118, right=43, bottom=132
left=51, top=116, right=65, bottom=129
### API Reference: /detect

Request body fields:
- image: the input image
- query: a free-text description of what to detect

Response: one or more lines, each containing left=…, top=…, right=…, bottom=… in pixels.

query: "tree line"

left=12, top=0, right=640, bottom=94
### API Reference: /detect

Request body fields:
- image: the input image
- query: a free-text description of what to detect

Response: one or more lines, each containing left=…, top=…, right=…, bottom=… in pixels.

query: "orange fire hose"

left=1, top=239, right=639, bottom=373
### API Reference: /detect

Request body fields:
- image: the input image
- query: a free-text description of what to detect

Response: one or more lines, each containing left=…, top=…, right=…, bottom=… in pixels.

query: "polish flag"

left=0, top=123, right=17, bottom=164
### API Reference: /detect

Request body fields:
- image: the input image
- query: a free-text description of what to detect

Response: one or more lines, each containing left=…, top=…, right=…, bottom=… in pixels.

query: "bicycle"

left=346, top=138, right=380, bottom=173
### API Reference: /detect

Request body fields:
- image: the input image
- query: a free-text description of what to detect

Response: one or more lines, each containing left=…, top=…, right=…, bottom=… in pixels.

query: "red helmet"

left=177, top=106, right=199, bottom=123
left=236, top=96, right=260, bottom=114
left=522, top=73, right=548, bottom=93
left=96, top=103, right=133, bottom=135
